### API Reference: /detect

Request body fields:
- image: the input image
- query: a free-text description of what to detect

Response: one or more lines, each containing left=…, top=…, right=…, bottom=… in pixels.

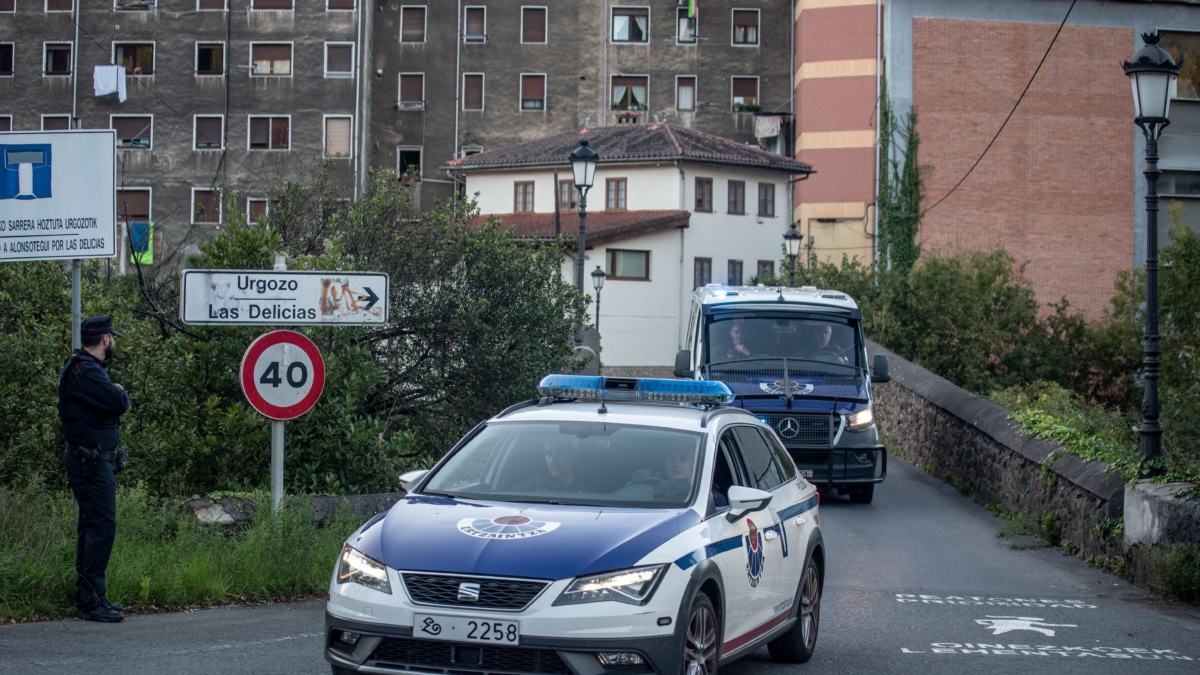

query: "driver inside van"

left=806, top=323, right=848, bottom=363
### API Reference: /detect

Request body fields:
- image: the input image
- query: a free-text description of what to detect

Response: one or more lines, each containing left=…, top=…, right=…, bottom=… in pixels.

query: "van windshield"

left=703, top=315, right=861, bottom=369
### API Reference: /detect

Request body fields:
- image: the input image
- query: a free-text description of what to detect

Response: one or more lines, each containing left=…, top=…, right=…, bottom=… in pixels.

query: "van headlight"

left=554, top=565, right=667, bottom=606
left=845, top=407, right=874, bottom=431
left=337, top=545, right=392, bottom=594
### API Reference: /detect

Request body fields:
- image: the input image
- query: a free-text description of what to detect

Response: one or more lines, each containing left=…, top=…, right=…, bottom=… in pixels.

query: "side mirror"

left=399, top=469, right=429, bottom=492
left=674, top=349, right=693, bottom=378
left=871, top=353, right=891, bottom=383
left=725, top=485, right=774, bottom=522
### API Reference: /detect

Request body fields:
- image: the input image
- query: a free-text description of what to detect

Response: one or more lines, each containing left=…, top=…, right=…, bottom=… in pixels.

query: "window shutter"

left=523, top=8, right=545, bottom=42
left=250, top=118, right=269, bottom=146
left=116, top=190, right=150, bottom=221
left=253, top=0, right=292, bottom=9
left=325, top=118, right=351, bottom=157
left=522, top=75, right=544, bottom=99
left=400, top=74, right=423, bottom=102
left=328, top=0, right=355, bottom=8
left=194, top=191, right=218, bottom=223
left=464, top=74, right=483, bottom=109
left=732, top=78, right=756, bottom=97
left=327, top=44, right=352, bottom=73
left=402, top=7, right=425, bottom=41
left=270, top=118, right=289, bottom=149
left=465, top=8, right=485, bottom=36
left=733, top=10, right=756, bottom=26
left=199, top=0, right=225, bottom=8
left=253, top=44, right=291, bottom=61
left=196, top=117, right=222, bottom=147
left=112, top=117, right=147, bottom=142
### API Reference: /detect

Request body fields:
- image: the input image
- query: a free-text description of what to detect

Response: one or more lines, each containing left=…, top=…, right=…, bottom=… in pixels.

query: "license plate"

left=412, top=613, right=520, bottom=645
left=799, top=469, right=813, bottom=478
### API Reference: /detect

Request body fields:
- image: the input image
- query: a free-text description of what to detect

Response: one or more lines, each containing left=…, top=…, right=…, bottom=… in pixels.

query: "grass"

left=0, top=482, right=363, bottom=622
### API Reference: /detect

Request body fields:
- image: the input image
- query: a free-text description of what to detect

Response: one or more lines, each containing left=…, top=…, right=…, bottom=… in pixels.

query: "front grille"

left=790, top=449, right=884, bottom=482
left=370, top=637, right=570, bottom=674
left=756, top=412, right=834, bottom=448
left=402, top=574, right=549, bottom=610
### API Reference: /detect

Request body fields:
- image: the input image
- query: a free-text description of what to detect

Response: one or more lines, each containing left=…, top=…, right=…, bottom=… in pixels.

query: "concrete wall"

left=866, top=340, right=1199, bottom=589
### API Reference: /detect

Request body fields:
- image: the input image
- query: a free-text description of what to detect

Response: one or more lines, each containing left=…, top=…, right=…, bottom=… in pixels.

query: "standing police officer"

left=59, top=316, right=131, bottom=623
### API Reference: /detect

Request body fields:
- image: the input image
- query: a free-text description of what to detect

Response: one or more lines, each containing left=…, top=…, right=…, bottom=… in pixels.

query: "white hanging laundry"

left=93, top=65, right=128, bottom=103
left=754, top=114, right=781, bottom=139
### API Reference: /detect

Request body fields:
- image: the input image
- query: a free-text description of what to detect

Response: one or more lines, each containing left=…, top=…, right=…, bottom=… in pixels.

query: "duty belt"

left=67, top=444, right=118, bottom=461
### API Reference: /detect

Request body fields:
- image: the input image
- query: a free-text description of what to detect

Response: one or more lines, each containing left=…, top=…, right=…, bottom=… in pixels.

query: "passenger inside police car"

left=515, top=435, right=583, bottom=492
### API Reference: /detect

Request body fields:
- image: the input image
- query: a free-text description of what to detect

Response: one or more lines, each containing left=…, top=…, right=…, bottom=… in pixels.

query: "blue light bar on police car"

left=537, top=375, right=734, bottom=405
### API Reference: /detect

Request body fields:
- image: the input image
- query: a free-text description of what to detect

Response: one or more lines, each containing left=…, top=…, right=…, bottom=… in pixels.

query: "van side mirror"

left=871, top=353, right=891, bottom=383
left=674, top=349, right=693, bottom=378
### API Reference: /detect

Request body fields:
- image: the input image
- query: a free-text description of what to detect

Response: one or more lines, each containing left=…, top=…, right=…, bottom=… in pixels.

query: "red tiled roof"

left=472, top=210, right=690, bottom=247
left=445, top=123, right=813, bottom=176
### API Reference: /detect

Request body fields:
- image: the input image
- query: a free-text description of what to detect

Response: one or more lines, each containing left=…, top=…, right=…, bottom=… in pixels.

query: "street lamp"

left=570, top=139, right=599, bottom=345
left=591, top=265, right=606, bottom=331
left=1123, top=32, right=1181, bottom=475
left=783, top=223, right=803, bottom=287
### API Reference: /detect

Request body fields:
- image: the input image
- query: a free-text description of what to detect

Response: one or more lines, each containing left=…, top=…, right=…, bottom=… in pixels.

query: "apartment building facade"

left=0, top=1, right=367, bottom=267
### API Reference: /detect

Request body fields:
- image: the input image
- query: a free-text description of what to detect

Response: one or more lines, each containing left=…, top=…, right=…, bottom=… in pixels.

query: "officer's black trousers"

left=63, top=447, right=117, bottom=611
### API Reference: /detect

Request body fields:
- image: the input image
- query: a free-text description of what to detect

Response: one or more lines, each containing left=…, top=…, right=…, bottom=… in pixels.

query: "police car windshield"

left=422, top=422, right=705, bottom=508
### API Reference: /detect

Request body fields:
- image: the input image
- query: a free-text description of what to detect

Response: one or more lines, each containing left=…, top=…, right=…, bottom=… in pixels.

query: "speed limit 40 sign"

left=240, top=330, right=326, bottom=420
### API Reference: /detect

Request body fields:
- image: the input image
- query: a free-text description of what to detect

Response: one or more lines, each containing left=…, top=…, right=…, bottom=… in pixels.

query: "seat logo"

left=777, top=417, right=801, bottom=438
left=457, top=582, right=481, bottom=602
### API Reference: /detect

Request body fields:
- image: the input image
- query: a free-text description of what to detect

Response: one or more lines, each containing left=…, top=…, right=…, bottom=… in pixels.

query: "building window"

left=247, top=198, right=269, bottom=223
left=608, top=249, right=649, bottom=281
left=463, top=73, right=484, bottom=110
left=676, top=76, right=695, bottom=111
left=1160, top=171, right=1200, bottom=197
left=558, top=180, right=578, bottom=211
left=328, top=0, right=354, bottom=9
left=676, top=8, right=696, bottom=43
left=0, top=44, right=12, bottom=77
left=115, top=0, right=155, bottom=9
left=1161, top=32, right=1200, bottom=99
left=194, top=115, right=224, bottom=150
left=514, top=181, right=534, bottom=212
left=324, top=116, right=352, bottom=158
left=1, top=0, right=15, bottom=10
left=728, top=260, right=744, bottom=286
left=115, top=43, right=154, bottom=75
left=695, top=177, right=713, bottom=212
left=196, top=42, right=224, bottom=76
left=522, top=6, right=546, bottom=43
left=112, top=115, right=152, bottom=149
left=44, top=43, right=72, bottom=76
left=198, top=0, right=227, bottom=9
left=612, top=75, right=647, bottom=111
left=464, top=6, right=486, bottom=43
left=42, top=115, right=71, bottom=130
left=612, top=6, right=649, bottom=43
left=193, top=188, right=221, bottom=224
left=116, top=189, right=150, bottom=237
left=732, top=9, right=759, bottom=45
left=520, top=74, right=545, bottom=110
left=47, top=0, right=72, bottom=11
left=398, top=73, right=424, bottom=109
left=250, top=43, right=292, bottom=76
left=398, top=147, right=421, bottom=184
left=758, top=183, right=776, bottom=217
left=757, top=260, right=774, bottom=279
left=325, top=42, right=353, bottom=77
left=401, top=6, right=426, bottom=43
left=727, top=180, right=745, bottom=215
left=606, top=178, right=627, bottom=210
left=694, top=257, right=712, bottom=288
left=461, top=145, right=483, bottom=157
left=248, top=116, right=289, bottom=150
left=0, top=116, right=10, bottom=132
left=252, top=0, right=291, bottom=8
left=732, top=76, right=759, bottom=111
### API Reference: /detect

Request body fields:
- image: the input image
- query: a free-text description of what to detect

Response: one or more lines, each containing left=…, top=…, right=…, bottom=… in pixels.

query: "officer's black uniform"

left=58, top=316, right=131, bottom=623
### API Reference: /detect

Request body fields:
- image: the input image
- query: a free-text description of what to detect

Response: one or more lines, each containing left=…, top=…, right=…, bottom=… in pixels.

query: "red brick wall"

left=798, top=4, right=878, bottom=63
left=913, top=19, right=1133, bottom=320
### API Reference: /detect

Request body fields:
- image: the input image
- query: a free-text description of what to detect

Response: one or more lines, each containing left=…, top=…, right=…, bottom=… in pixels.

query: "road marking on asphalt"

left=976, top=616, right=1077, bottom=636
left=895, top=593, right=1097, bottom=609
left=899, top=644, right=1194, bottom=659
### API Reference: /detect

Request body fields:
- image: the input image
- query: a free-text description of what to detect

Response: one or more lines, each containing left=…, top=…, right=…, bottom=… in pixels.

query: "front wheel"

left=682, top=593, right=719, bottom=675
left=768, top=555, right=821, bottom=663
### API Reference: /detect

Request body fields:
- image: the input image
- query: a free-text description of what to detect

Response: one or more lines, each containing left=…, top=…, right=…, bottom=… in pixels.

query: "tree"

left=876, top=70, right=923, bottom=276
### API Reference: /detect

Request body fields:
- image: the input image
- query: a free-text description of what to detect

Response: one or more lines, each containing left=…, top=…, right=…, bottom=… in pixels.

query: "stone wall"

left=866, top=341, right=1130, bottom=563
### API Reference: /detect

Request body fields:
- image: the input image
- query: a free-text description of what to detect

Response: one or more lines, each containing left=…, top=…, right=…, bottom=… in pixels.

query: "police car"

left=325, top=375, right=824, bottom=675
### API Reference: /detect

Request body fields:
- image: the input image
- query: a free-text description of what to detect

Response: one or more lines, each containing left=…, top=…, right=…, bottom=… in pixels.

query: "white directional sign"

left=0, top=129, right=117, bottom=261
left=180, top=269, right=389, bottom=326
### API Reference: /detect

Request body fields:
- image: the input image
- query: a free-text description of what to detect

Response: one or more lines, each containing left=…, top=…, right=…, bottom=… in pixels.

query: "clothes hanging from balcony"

left=754, top=114, right=781, bottom=139
left=93, top=65, right=127, bottom=103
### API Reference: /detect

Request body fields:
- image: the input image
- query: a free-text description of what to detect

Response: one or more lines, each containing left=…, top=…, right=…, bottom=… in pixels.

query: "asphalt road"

left=2, top=456, right=1198, bottom=674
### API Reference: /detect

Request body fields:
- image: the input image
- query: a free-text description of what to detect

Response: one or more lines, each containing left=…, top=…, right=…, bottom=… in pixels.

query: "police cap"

left=81, top=316, right=123, bottom=338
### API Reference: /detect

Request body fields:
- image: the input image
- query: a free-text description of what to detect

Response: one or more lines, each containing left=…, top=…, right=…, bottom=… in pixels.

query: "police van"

left=675, top=284, right=891, bottom=503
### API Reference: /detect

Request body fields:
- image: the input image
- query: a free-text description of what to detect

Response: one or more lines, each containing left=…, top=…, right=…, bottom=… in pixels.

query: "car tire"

left=848, top=484, right=874, bottom=504
left=682, top=593, right=720, bottom=675
left=767, top=555, right=821, bottom=664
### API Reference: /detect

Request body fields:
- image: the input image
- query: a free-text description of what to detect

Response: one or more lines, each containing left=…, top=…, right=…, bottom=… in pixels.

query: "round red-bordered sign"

left=240, top=330, right=326, bottom=420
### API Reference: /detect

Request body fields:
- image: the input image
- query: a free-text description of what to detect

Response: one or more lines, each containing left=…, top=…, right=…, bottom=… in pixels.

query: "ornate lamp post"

left=570, top=140, right=599, bottom=345
left=1122, top=32, right=1181, bottom=475
left=783, top=223, right=803, bottom=287
left=591, top=265, right=606, bottom=331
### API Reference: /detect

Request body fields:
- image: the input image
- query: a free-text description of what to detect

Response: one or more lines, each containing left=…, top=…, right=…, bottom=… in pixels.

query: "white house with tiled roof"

left=444, top=123, right=814, bottom=373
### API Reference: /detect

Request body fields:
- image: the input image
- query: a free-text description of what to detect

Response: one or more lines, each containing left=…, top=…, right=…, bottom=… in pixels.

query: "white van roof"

left=691, top=284, right=860, bottom=311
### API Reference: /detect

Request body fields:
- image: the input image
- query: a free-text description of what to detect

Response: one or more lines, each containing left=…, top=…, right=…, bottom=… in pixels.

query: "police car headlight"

left=554, top=565, right=667, bottom=606
left=337, top=545, right=392, bottom=594
left=845, top=407, right=874, bottom=431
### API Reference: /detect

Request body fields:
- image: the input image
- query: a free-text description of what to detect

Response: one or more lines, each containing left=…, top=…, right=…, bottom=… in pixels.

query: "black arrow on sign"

left=357, top=287, right=380, bottom=312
